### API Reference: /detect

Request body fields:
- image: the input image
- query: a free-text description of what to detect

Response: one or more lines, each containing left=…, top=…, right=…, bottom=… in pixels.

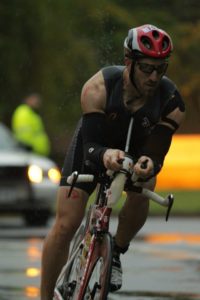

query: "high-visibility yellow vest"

left=11, top=104, right=51, bottom=156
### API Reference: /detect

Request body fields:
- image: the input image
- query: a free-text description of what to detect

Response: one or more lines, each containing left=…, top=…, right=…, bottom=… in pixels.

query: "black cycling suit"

left=60, top=66, right=185, bottom=195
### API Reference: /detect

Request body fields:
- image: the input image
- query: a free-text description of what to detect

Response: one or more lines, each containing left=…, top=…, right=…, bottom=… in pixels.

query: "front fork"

left=77, top=205, right=112, bottom=299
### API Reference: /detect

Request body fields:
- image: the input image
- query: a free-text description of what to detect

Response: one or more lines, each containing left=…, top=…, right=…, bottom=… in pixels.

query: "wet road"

left=0, top=216, right=200, bottom=300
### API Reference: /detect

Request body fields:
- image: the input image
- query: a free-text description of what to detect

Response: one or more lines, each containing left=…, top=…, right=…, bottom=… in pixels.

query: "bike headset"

left=123, top=24, right=173, bottom=96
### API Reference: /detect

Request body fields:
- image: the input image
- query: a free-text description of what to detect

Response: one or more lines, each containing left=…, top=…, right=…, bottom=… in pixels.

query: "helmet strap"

left=129, top=61, right=143, bottom=98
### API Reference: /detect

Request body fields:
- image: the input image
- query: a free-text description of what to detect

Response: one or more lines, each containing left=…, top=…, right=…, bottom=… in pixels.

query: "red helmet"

left=124, top=24, right=173, bottom=59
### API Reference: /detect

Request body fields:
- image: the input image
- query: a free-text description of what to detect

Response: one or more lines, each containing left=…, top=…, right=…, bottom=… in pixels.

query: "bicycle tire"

left=82, top=232, right=113, bottom=300
left=53, top=224, right=85, bottom=300
left=70, top=224, right=85, bottom=255
left=56, top=232, right=112, bottom=300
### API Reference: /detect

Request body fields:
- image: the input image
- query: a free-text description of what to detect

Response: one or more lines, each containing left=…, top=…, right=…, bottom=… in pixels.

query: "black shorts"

left=60, top=119, right=98, bottom=195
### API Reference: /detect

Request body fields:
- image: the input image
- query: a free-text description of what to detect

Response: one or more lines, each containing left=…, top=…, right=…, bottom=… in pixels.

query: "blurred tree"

left=0, top=0, right=43, bottom=115
left=0, top=0, right=199, bottom=164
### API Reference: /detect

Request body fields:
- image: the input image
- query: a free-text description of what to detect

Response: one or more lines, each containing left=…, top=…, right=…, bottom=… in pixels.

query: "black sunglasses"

left=137, top=62, right=168, bottom=75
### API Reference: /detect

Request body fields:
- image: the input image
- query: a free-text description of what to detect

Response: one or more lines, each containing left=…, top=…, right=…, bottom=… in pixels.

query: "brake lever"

left=68, top=171, right=79, bottom=197
left=165, top=194, right=174, bottom=221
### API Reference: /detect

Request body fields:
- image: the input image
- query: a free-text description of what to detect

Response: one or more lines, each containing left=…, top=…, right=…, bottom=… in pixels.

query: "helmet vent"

left=152, top=30, right=160, bottom=39
left=141, top=37, right=152, bottom=49
left=162, top=36, right=170, bottom=50
left=124, top=25, right=172, bottom=59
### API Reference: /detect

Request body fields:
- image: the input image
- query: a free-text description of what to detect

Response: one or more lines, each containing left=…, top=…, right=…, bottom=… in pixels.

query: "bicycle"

left=53, top=117, right=174, bottom=300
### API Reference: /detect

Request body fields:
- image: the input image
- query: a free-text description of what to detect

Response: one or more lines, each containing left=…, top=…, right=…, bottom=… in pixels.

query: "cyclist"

left=41, top=24, right=185, bottom=299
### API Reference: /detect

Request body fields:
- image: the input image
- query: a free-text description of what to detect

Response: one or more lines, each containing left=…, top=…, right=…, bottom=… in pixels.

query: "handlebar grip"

left=77, top=174, right=94, bottom=182
left=67, top=172, right=94, bottom=184
left=142, top=188, right=172, bottom=207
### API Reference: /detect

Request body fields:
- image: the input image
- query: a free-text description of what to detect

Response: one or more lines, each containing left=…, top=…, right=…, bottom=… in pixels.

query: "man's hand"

left=133, top=156, right=154, bottom=178
left=103, top=149, right=125, bottom=171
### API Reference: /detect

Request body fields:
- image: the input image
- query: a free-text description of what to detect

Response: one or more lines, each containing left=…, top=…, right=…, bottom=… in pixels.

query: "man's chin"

left=137, top=84, right=157, bottom=97
left=144, top=88, right=156, bottom=97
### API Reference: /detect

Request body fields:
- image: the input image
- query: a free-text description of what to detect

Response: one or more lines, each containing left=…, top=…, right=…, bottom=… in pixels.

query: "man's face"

left=27, top=95, right=41, bottom=110
left=132, top=57, right=168, bottom=97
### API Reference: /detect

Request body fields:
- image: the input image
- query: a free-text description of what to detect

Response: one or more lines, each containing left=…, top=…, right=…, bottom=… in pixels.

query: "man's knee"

left=52, top=216, right=80, bottom=242
left=124, top=190, right=150, bottom=214
left=53, top=186, right=89, bottom=240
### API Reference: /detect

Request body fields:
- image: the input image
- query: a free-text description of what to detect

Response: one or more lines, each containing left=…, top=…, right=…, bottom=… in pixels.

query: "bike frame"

left=54, top=116, right=174, bottom=299
left=69, top=187, right=113, bottom=299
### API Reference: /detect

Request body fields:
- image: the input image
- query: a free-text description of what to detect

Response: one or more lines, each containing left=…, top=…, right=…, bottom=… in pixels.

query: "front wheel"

left=54, top=232, right=112, bottom=300
left=82, top=233, right=113, bottom=300
left=53, top=224, right=85, bottom=299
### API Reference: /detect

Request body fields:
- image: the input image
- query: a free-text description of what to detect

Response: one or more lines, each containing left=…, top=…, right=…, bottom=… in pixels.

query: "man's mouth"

left=146, top=82, right=157, bottom=88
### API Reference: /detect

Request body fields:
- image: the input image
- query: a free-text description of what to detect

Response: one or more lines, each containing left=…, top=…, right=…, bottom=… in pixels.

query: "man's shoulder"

left=160, top=76, right=178, bottom=94
left=101, top=65, right=125, bottom=72
left=13, top=104, right=36, bottom=121
left=159, top=76, right=185, bottom=114
left=13, top=104, right=30, bottom=115
left=101, top=65, right=125, bottom=81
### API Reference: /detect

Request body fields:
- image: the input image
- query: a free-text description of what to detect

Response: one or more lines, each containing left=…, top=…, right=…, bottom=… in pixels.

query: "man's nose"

left=149, top=70, right=159, bottom=81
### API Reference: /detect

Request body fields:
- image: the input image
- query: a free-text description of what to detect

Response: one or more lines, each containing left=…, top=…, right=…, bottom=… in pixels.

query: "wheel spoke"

left=83, top=234, right=112, bottom=300
left=84, top=258, right=103, bottom=299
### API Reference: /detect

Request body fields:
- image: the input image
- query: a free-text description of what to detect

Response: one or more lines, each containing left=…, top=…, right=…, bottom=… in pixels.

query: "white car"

left=0, top=123, right=60, bottom=226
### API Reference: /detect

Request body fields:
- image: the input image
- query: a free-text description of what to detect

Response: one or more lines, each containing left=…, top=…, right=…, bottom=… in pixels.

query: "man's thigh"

left=54, top=186, right=89, bottom=236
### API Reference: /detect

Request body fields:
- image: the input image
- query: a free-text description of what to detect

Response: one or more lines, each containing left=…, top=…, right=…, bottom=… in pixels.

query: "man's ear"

left=124, top=57, right=132, bottom=66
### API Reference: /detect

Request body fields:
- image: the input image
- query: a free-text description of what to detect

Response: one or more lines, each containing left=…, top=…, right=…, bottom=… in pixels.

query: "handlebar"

left=66, top=117, right=174, bottom=221
left=67, top=172, right=94, bottom=184
left=66, top=155, right=174, bottom=221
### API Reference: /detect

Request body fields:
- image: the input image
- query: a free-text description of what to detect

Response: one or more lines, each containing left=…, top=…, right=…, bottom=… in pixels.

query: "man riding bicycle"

left=41, top=24, right=185, bottom=299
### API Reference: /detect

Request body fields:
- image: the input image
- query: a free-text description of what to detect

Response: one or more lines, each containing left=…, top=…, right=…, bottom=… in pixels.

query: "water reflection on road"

left=0, top=238, right=41, bottom=300
left=0, top=216, right=200, bottom=300
left=110, top=291, right=200, bottom=300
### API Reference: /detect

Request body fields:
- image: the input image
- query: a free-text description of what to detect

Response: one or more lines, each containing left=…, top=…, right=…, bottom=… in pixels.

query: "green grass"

left=149, top=190, right=200, bottom=216
left=88, top=190, right=200, bottom=216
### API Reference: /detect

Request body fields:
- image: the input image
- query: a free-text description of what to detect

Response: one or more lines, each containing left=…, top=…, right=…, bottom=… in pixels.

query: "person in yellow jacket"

left=11, top=93, right=51, bottom=156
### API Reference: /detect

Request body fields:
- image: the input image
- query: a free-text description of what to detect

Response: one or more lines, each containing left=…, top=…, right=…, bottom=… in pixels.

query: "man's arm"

left=81, top=71, right=124, bottom=171
left=81, top=71, right=106, bottom=114
left=134, top=107, right=185, bottom=178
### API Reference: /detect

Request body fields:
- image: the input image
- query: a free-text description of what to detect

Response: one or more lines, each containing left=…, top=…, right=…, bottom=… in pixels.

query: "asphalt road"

left=0, top=216, right=200, bottom=300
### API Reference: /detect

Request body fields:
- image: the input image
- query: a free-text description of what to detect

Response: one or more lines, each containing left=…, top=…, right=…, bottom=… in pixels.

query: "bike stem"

left=125, top=117, right=134, bottom=153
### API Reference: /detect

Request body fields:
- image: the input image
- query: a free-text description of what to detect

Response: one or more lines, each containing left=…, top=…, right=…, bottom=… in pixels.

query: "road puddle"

left=0, top=286, right=200, bottom=300
left=0, top=217, right=199, bottom=300
left=144, top=233, right=200, bottom=245
left=110, top=290, right=200, bottom=300
left=0, top=285, right=40, bottom=300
